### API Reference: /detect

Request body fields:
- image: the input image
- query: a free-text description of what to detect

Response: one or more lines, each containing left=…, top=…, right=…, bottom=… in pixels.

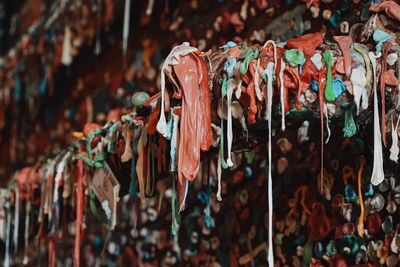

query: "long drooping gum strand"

left=170, top=110, right=180, bottom=172
left=13, top=188, right=19, bottom=254
left=226, top=80, right=235, bottom=167
left=4, top=204, right=10, bottom=267
left=217, top=155, right=222, bottom=201
left=300, top=186, right=312, bottom=215
left=369, top=52, right=385, bottom=186
left=266, top=62, right=275, bottom=267
left=61, top=26, right=72, bottom=66
left=136, top=129, right=146, bottom=203
left=279, top=58, right=286, bottom=131
left=122, top=0, right=131, bottom=57
left=318, top=70, right=325, bottom=195
left=380, top=51, right=388, bottom=147
left=157, top=43, right=197, bottom=137
left=145, top=0, right=155, bottom=15
left=74, top=153, right=84, bottom=267
left=324, top=104, right=331, bottom=144
left=390, top=114, right=400, bottom=162
left=261, top=41, right=277, bottom=122
left=22, top=201, right=30, bottom=265
left=254, top=57, right=263, bottom=101
left=357, top=155, right=366, bottom=237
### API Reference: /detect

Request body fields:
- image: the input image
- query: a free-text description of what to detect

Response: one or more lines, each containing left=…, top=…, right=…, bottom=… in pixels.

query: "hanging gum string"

left=261, top=40, right=277, bottom=123
left=357, top=155, right=366, bottom=238
left=324, top=104, right=331, bottom=144
left=390, top=114, right=400, bottom=162
left=204, top=159, right=212, bottom=228
left=122, top=0, right=131, bottom=57
left=265, top=61, right=275, bottom=267
left=48, top=237, right=56, bottom=267
left=136, top=126, right=146, bottom=203
left=288, top=186, right=312, bottom=217
left=23, top=200, right=30, bottom=265
left=318, top=66, right=326, bottom=195
left=130, top=127, right=140, bottom=195
left=369, top=51, right=385, bottom=186
left=74, top=146, right=85, bottom=267
left=171, top=172, right=178, bottom=236
left=4, top=200, right=10, bottom=267
left=217, top=75, right=229, bottom=201
left=226, top=78, right=236, bottom=167
left=13, top=188, right=19, bottom=255
left=279, top=58, right=286, bottom=131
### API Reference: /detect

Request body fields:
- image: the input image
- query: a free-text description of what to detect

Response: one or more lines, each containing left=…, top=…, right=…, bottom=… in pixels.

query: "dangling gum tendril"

left=265, top=61, right=275, bottom=267
left=357, top=155, right=366, bottom=238
left=288, top=186, right=312, bottom=217
left=259, top=40, right=277, bottom=122
left=318, top=66, right=326, bottom=195
left=258, top=42, right=276, bottom=267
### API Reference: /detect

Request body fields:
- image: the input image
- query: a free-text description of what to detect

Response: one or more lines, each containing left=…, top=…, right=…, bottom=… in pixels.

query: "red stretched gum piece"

left=284, top=65, right=302, bottom=111
left=145, top=90, right=170, bottom=111
left=147, top=105, right=160, bottom=135
left=318, top=67, right=327, bottom=194
left=144, top=92, right=160, bottom=107
left=173, top=53, right=201, bottom=184
left=300, top=57, right=318, bottom=91
left=286, top=32, right=324, bottom=56
left=384, top=69, right=399, bottom=87
left=370, top=1, right=400, bottom=22
left=136, top=130, right=147, bottom=202
left=193, top=53, right=213, bottom=151
left=333, top=36, right=353, bottom=78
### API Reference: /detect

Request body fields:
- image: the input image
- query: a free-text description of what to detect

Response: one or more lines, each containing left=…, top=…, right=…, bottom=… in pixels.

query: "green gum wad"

left=284, top=49, right=305, bottom=67
left=239, top=46, right=259, bottom=75
left=323, top=50, right=335, bottom=102
left=343, top=104, right=357, bottom=138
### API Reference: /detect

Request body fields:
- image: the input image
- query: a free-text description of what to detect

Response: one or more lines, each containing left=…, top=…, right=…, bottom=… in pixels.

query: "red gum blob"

left=333, top=36, right=353, bottom=78
left=286, top=32, right=324, bottom=56
left=284, top=65, right=302, bottom=111
left=384, top=69, right=399, bottom=87
left=370, top=1, right=400, bottom=22
left=300, top=57, right=318, bottom=91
